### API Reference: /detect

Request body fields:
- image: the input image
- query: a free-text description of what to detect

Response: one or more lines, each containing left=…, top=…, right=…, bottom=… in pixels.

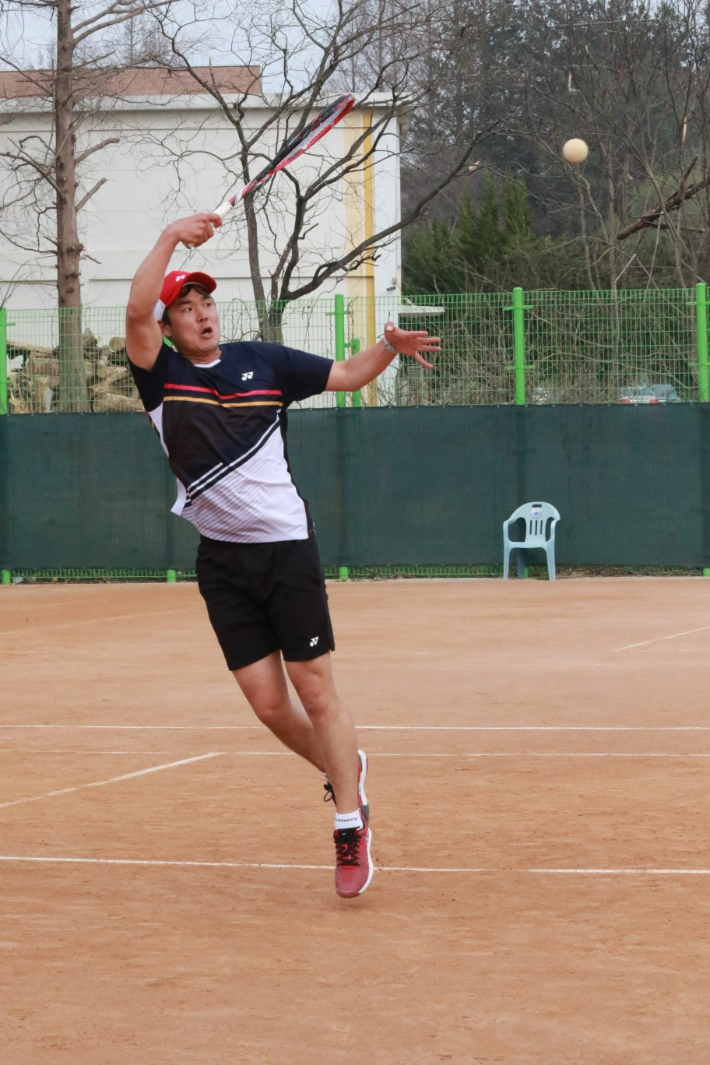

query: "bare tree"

left=0, top=0, right=172, bottom=409
left=519, top=0, right=710, bottom=290
left=147, top=0, right=498, bottom=340
left=394, top=0, right=710, bottom=291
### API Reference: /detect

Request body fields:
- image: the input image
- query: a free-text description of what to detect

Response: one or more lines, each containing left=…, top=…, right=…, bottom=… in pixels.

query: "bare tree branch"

left=74, top=137, right=120, bottom=165
left=618, top=171, right=710, bottom=240
left=143, top=0, right=496, bottom=337
left=75, top=176, right=107, bottom=211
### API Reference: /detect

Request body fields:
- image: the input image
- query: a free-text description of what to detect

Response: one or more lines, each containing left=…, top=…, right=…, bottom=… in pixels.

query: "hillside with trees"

left=402, top=0, right=710, bottom=292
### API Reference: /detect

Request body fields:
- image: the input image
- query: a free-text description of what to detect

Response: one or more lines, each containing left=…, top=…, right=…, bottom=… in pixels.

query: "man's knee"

left=232, top=652, right=292, bottom=728
left=288, top=657, right=337, bottom=720
left=249, top=695, right=292, bottom=728
left=301, top=689, right=336, bottom=722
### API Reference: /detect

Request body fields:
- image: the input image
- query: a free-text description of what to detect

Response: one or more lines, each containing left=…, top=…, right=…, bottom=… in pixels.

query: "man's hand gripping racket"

left=183, top=94, right=356, bottom=247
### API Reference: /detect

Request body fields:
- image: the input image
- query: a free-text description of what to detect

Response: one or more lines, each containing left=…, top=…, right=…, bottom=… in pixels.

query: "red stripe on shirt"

left=165, top=383, right=282, bottom=399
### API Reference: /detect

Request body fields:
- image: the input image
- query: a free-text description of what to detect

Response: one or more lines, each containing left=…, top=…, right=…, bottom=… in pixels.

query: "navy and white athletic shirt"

left=128, top=341, right=333, bottom=543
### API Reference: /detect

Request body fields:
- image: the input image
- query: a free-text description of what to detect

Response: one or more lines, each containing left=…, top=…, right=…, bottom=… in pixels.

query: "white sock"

left=334, top=809, right=363, bottom=832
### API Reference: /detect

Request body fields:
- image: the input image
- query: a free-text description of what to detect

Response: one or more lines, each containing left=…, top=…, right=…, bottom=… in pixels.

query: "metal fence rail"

left=1, top=286, right=708, bottom=414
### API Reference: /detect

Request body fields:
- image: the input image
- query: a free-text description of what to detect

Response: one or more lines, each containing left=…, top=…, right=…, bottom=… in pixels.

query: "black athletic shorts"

left=195, top=533, right=335, bottom=672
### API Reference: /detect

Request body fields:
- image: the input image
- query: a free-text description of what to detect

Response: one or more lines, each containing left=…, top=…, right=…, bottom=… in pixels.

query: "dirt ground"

left=2, top=577, right=710, bottom=1064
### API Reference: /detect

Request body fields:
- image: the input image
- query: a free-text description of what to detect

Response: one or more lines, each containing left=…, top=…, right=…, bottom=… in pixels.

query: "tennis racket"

left=213, top=93, right=355, bottom=221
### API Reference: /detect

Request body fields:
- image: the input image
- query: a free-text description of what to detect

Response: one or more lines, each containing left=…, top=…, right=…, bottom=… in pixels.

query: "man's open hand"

left=166, top=213, right=223, bottom=249
left=384, top=321, right=440, bottom=369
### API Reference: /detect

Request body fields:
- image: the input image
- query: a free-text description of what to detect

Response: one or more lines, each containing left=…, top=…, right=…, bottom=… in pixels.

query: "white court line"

left=0, top=753, right=220, bottom=810
left=175, top=750, right=710, bottom=759
left=277, top=751, right=710, bottom=758
left=365, top=752, right=710, bottom=758
left=614, top=623, right=710, bottom=652
left=0, top=750, right=221, bottom=756
left=0, top=855, right=709, bottom=875
left=529, top=868, right=710, bottom=875
left=3, top=750, right=710, bottom=758
left=3, top=724, right=710, bottom=731
left=358, top=726, right=710, bottom=731
left=0, top=608, right=181, bottom=638
left=0, top=856, right=334, bottom=871
left=0, top=725, right=262, bottom=730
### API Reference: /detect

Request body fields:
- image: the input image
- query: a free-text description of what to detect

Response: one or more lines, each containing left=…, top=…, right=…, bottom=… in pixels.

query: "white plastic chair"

left=503, top=501, right=560, bottom=580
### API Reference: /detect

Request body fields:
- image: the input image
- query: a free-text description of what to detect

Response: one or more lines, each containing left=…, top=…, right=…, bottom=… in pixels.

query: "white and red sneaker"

left=334, top=817, right=373, bottom=898
left=325, top=750, right=373, bottom=897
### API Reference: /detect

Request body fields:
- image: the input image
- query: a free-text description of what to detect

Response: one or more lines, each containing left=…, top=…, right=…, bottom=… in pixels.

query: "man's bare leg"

left=286, top=652, right=359, bottom=814
left=238, top=650, right=369, bottom=897
left=234, top=650, right=359, bottom=813
left=233, top=651, right=325, bottom=772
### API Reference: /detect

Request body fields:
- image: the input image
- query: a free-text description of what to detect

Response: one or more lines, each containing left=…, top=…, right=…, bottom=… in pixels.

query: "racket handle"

left=183, top=204, right=232, bottom=247
left=182, top=198, right=236, bottom=246
left=214, top=199, right=234, bottom=221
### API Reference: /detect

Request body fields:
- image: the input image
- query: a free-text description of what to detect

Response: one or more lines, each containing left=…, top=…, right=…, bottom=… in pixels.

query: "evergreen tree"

left=473, top=177, right=504, bottom=275
left=503, top=177, right=532, bottom=246
left=403, top=218, right=465, bottom=294
left=453, top=193, right=480, bottom=282
left=401, top=176, right=610, bottom=294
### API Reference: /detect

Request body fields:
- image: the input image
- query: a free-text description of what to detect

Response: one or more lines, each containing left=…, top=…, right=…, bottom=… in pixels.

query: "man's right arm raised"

left=125, top=214, right=222, bottom=370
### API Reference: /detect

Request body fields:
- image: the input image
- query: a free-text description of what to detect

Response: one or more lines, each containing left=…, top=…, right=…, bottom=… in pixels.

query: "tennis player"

left=125, top=213, right=439, bottom=898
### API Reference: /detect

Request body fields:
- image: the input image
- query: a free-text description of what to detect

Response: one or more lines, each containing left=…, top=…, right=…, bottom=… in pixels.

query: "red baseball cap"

left=153, top=270, right=217, bottom=320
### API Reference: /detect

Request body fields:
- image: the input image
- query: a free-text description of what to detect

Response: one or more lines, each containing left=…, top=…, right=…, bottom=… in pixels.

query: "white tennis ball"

left=562, top=138, right=589, bottom=164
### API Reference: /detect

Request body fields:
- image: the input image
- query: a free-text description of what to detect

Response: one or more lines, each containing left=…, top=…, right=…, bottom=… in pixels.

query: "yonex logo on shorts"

left=310, top=636, right=319, bottom=647
left=242, top=371, right=254, bottom=381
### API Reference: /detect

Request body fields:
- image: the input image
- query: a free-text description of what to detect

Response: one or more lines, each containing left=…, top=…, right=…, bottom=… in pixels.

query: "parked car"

left=619, top=383, right=681, bottom=404
left=530, top=386, right=558, bottom=404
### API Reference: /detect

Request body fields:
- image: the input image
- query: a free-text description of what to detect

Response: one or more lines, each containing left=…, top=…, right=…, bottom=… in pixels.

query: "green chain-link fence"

left=2, top=286, right=708, bottom=414
left=2, top=286, right=709, bottom=582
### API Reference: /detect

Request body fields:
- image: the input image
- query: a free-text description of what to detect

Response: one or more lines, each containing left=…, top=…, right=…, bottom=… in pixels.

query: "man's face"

left=161, top=285, right=220, bottom=357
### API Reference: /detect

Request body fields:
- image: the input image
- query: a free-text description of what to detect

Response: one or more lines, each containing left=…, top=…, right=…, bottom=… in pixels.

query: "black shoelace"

left=334, top=828, right=360, bottom=866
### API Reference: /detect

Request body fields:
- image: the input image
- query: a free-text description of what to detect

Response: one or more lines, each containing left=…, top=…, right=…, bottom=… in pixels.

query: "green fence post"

left=348, top=337, right=362, bottom=407
left=512, top=287, right=527, bottom=406
left=333, top=294, right=349, bottom=578
left=697, top=282, right=709, bottom=403
left=693, top=283, right=710, bottom=575
left=0, top=306, right=7, bottom=416
left=334, top=293, right=346, bottom=410
left=166, top=569, right=177, bottom=583
left=510, top=288, right=529, bottom=574
left=1, top=306, right=9, bottom=583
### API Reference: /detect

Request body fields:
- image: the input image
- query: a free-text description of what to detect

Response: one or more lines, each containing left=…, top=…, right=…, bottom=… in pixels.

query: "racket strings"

left=239, top=94, right=355, bottom=202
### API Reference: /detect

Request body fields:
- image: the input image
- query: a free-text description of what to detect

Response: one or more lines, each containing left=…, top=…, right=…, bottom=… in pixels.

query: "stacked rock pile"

left=8, top=331, right=143, bottom=413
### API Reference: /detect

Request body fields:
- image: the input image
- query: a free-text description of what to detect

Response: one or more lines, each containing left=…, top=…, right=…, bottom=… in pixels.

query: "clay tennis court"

left=2, top=577, right=710, bottom=1063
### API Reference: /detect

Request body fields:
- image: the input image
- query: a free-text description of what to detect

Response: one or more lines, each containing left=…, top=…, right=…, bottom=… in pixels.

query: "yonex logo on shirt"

left=310, top=636, right=319, bottom=647
left=242, top=372, right=254, bottom=381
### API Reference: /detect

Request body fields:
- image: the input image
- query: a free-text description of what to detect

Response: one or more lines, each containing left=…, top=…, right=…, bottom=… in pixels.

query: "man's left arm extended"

left=325, top=322, right=440, bottom=392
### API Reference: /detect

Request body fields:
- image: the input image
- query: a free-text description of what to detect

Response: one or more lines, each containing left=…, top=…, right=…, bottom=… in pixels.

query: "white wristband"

left=382, top=335, right=399, bottom=355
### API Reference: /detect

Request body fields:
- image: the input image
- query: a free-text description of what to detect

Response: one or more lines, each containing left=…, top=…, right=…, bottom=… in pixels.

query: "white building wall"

left=0, top=93, right=403, bottom=313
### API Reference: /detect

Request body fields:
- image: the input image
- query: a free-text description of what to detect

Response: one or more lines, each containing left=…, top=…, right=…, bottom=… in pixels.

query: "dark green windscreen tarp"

left=0, top=414, right=199, bottom=570
left=1, top=406, right=708, bottom=570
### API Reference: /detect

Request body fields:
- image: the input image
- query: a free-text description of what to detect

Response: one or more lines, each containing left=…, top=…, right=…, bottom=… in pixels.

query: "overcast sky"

left=1, top=1, right=331, bottom=78
left=2, top=2, right=240, bottom=70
